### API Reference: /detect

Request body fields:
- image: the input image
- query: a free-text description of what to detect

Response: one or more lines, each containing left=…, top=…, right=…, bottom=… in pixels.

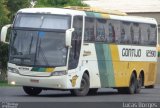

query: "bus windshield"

left=14, top=13, right=70, bottom=30
left=9, top=13, right=71, bottom=67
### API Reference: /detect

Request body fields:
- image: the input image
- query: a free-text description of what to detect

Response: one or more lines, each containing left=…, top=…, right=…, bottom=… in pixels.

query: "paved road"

left=0, top=85, right=160, bottom=102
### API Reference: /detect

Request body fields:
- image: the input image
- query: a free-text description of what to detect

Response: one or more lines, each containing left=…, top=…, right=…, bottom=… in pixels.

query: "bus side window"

left=149, top=25, right=157, bottom=45
left=130, top=25, right=134, bottom=44
left=95, top=18, right=106, bottom=42
left=132, top=23, right=139, bottom=44
left=108, top=22, right=115, bottom=43
left=140, top=24, right=149, bottom=45
left=68, top=16, right=83, bottom=69
left=120, top=26, right=125, bottom=44
left=84, top=17, right=95, bottom=42
left=120, top=22, right=130, bottom=44
left=120, top=22, right=126, bottom=44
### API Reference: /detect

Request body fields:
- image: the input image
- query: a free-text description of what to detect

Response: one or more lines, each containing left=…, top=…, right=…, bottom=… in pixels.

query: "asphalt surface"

left=0, top=85, right=160, bottom=102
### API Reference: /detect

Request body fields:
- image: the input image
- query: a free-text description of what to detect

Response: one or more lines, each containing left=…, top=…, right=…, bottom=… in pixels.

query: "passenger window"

left=140, top=24, right=149, bottom=45
left=132, top=23, right=140, bottom=44
left=95, top=18, right=107, bottom=42
left=108, top=21, right=115, bottom=43
left=120, top=22, right=130, bottom=44
left=84, top=17, right=95, bottom=42
left=149, top=25, right=157, bottom=45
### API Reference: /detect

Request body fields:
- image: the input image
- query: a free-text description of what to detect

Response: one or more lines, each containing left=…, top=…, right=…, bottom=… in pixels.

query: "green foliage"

left=0, top=0, right=10, bottom=29
left=0, top=43, right=9, bottom=70
left=36, top=0, right=88, bottom=7
left=7, top=0, right=30, bottom=20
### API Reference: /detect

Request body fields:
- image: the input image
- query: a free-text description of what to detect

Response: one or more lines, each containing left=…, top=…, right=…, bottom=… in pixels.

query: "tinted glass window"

left=95, top=19, right=107, bottom=42
left=69, top=16, right=83, bottom=69
left=149, top=25, right=157, bottom=45
left=132, top=23, right=140, bottom=44
left=140, top=24, right=149, bottom=45
left=84, top=17, right=95, bottom=42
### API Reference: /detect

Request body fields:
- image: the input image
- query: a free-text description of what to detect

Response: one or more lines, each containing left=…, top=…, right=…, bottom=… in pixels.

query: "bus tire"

left=70, top=73, right=89, bottom=96
left=23, top=86, right=42, bottom=96
left=88, top=88, right=98, bottom=95
left=145, top=85, right=154, bottom=89
left=135, top=73, right=143, bottom=93
left=126, top=73, right=136, bottom=94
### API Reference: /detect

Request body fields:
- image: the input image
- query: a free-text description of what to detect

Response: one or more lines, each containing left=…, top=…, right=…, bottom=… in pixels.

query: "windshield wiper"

left=29, top=35, right=33, bottom=54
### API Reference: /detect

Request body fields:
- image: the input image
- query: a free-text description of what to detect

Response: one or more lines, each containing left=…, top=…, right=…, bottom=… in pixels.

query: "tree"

left=0, top=0, right=9, bottom=71
left=7, top=0, right=30, bottom=20
left=0, top=0, right=10, bottom=80
left=0, top=0, right=10, bottom=29
left=36, top=0, right=87, bottom=7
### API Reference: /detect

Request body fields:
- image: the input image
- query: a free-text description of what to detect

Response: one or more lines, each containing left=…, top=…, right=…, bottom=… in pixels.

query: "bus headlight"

left=50, top=71, right=67, bottom=76
left=8, top=67, right=19, bottom=74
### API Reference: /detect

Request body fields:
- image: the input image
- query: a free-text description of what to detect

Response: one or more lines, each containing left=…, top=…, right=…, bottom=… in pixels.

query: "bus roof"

left=18, top=8, right=157, bottom=25
left=18, top=8, right=86, bottom=16
left=110, top=15, right=157, bottom=25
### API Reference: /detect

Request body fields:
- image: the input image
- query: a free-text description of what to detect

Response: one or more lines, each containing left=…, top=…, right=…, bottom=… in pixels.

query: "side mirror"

left=1, top=24, right=12, bottom=44
left=65, top=28, right=74, bottom=48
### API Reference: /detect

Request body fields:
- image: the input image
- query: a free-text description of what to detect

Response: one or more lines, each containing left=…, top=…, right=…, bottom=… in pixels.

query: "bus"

left=0, top=7, right=158, bottom=96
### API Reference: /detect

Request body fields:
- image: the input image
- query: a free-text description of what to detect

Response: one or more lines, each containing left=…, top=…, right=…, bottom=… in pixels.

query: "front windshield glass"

left=14, top=13, right=70, bottom=30
left=9, top=13, right=70, bottom=67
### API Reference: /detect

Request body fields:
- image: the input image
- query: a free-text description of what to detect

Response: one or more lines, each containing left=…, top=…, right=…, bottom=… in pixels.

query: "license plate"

left=30, top=79, right=39, bottom=83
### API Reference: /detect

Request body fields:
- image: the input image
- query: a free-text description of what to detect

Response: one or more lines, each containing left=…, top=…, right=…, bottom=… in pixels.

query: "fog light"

left=10, top=81, right=16, bottom=85
left=50, top=71, right=67, bottom=76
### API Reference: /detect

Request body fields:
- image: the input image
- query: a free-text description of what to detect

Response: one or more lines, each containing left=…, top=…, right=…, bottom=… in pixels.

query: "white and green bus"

left=1, top=7, right=158, bottom=96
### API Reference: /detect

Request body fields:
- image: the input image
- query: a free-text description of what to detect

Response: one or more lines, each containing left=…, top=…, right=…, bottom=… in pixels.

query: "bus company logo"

left=122, top=48, right=141, bottom=57
left=70, top=75, right=78, bottom=87
left=18, top=67, right=30, bottom=71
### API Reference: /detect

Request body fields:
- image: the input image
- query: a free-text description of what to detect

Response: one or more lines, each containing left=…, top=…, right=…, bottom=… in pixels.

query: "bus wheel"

left=145, top=85, right=154, bottom=89
left=23, top=86, right=42, bottom=96
left=70, top=73, right=89, bottom=96
left=127, top=73, right=136, bottom=94
left=88, top=88, right=98, bottom=95
left=135, top=74, right=143, bottom=93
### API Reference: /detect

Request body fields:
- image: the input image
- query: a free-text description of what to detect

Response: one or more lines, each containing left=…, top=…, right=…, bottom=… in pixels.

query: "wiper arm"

left=29, top=36, right=33, bottom=54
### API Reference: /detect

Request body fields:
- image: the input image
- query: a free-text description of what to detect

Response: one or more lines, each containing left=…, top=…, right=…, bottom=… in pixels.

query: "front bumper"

left=8, top=72, right=68, bottom=89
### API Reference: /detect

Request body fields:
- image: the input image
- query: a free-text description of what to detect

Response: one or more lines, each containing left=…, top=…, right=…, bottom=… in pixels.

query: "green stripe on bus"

left=85, top=12, right=95, bottom=17
left=31, top=67, right=46, bottom=72
left=86, top=12, right=103, bottom=18
left=94, top=13, right=101, bottom=18
left=103, top=45, right=115, bottom=87
left=95, top=44, right=115, bottom=87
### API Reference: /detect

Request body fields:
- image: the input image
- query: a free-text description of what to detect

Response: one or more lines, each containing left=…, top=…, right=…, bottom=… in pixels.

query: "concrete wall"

left=128, top=12, right=160, bottom=84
